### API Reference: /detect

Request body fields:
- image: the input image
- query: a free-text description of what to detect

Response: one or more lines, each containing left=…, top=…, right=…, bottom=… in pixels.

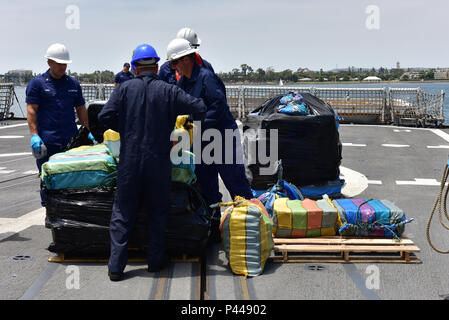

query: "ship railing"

left=102, top=84, right=115, bottom=100
left=0, top=83, right=15, bottom=120
left=389, top=88, right=445, bottom=127
left=81, top=84, right=115, bottom=102
left=80, top=84, right=101, bottom=102
left=313, top=87, right=388, bottom=123
left=80, top=84, right=445, bottom=127
left=227, top=85, right=312, bottom=119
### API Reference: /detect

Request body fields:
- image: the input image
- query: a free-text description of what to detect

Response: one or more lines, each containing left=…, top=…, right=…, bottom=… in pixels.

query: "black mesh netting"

left=243, top=92, right=342, bottom=190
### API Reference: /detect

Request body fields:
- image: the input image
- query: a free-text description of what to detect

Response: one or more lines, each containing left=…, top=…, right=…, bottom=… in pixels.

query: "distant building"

left=7, top=69, right=32, bottom=75
left=396, top=62, right=401, bottom=69
left=362, top=76, right=381, bottom=82
left=5, top=69, right=33, bottom=83
left=401, top=71, right=422, bottom=80
left=434, top=69, right=449, bottom=80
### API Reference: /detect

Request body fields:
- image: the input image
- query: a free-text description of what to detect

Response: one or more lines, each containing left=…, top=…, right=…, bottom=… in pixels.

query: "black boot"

left=208, top=208, right=222, bottom=244
left=108, top=270, right=124, bottom=282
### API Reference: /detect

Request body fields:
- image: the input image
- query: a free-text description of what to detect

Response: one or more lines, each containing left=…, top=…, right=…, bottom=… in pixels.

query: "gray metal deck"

left=1, top=120, right=449, bottom=300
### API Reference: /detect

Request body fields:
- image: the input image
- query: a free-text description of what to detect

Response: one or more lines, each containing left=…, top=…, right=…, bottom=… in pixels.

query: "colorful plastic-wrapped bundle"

left=218, top=197, right=274, bottom=277
left=100, top=118, right=197, bottom=184
left=278, top=93, right=310, bottom=116
left=273, top=195, right=341, bottom=238
left=257, top=161, right=304, bottom=235
left=332, top=199, right=414, bottom=238
left=41, top=144, right=117, bottom=190
left=103, top=129, right=120, bottom=159
left=171, top=150, right=196, bottom=185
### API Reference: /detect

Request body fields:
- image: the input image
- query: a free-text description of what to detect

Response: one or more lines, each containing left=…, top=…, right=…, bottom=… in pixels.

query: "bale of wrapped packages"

left=45, top=182, right=211, bottom=256
left=332, top=199, right=413, bottom=238
left=272, top=195, right=341, bottom=238
left=243, top=92, right=342, bottom=190
left=219, top=197, right=274, bottom=277
left=41, top=144, right=117, bottom=190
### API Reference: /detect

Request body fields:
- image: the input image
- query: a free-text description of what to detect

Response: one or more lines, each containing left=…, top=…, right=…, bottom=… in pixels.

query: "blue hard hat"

left=131, top=44, right=160, bottom=71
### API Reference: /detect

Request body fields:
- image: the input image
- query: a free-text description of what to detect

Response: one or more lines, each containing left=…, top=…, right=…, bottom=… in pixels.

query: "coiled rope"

left=426, top=164, right=449, bottom=254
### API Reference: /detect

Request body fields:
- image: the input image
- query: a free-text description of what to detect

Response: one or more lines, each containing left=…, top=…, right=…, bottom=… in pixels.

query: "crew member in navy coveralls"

left=114, top=62, right=134, bottom=87
left=159, top=27, right=223, bottom=93
left=166, top=38, right=253, bottom=243
left=26, top=43, right=91, bottom=206
left=98, top=43, right=206, bottom=281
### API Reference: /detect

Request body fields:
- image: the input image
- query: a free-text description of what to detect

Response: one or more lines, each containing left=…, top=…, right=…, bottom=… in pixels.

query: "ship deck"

left=1, top=120, right=449, bottom=301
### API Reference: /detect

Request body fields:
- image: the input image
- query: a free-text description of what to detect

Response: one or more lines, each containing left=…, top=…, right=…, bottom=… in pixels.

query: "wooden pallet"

left=48, top=250, right=200, bottom=263
left=270, top=236, right=421, bottom=264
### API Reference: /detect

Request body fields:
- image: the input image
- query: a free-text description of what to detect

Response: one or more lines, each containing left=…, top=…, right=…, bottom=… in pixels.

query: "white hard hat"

left=176, top=27, right=201, bottom=47
left=166, top=38, right=198, bottom=61
left=44, top=43, right=72, bottom=64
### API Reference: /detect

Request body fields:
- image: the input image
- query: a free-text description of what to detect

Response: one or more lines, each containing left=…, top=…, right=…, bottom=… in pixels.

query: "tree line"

left=0, top=65, right=437, bottom=85
left=216, top=64, right=436, bottom=83
left=68, top=70, right=116, bottom=83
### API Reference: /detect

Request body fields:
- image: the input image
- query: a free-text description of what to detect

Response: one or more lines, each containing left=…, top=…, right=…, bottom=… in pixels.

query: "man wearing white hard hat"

left=159, top=27, right=216, bottom=85
left=26, top=43, right=91, bottom=206
left=166, top=38, right=253, bottom=243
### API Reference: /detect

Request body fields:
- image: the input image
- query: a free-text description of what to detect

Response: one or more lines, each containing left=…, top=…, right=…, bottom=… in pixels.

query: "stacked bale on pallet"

left=243, top=92, right=343, bottom=198
left=219, top=193, right=416, bottom=274
left=44, top=115, right=211, bottom=257
left=265, top=195, right=413, bottom=239
left=45, top=181, right=210, bottom=256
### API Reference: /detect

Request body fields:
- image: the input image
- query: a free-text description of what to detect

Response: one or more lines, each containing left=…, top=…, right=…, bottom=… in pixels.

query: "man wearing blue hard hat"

left=166, top=38, right=253, bottom=243
left=98, top=43, right=207, bottom=281
left=26, top=43, right=92, bottom=206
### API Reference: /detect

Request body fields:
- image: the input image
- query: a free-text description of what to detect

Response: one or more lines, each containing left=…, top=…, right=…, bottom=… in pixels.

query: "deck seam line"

left=19, top=263, right=60, bottom=300
left=343, top=263, right=381, bottom=300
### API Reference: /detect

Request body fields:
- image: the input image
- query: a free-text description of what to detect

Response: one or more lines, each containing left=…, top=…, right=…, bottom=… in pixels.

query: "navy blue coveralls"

left=177, top=63, right=253, bottom=214
left=114, top=71, right=134, bottom=85
left=26, top=69, right=85, bottom=205
left=98, top=72, right=206, bottom=273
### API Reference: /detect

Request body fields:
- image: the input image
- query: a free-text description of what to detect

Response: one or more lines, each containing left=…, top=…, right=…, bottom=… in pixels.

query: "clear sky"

left=1, top=0, right=448, bottom=74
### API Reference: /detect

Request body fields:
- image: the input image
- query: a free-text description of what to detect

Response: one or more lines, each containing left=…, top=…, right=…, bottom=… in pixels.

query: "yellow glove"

left=174, top=115, right=194, bottom=146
